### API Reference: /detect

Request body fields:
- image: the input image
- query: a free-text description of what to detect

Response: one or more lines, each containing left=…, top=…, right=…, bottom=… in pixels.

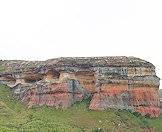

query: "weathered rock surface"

left=0, top=57, right=160, bottom=117
left=160, top=89, right=162, bottom=108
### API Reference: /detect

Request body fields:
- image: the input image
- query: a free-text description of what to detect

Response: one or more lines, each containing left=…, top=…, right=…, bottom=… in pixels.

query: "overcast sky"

left=0, top=0, right=162, bottom=88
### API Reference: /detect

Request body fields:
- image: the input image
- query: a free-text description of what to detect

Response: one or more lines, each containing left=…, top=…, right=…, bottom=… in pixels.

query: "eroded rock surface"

left=0, top=57, right=160, bottom=117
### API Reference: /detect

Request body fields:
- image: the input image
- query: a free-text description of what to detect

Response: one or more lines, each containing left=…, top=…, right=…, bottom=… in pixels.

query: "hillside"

left=0, top=84, right=162, bottom=131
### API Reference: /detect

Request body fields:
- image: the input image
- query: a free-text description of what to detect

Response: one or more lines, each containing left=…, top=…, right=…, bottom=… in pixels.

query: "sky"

left=0, top=0, right=162, bottom=88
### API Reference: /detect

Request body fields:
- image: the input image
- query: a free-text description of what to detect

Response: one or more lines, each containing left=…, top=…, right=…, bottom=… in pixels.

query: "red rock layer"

left=89, top=84, right=160, bottom=117
left=132, top=87, right=160, bottom=117
left=22, top=81, right=85, bottom=108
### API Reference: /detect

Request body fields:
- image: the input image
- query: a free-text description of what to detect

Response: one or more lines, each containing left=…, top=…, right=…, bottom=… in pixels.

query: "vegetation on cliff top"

left=0, top=84, right=162, bottom=132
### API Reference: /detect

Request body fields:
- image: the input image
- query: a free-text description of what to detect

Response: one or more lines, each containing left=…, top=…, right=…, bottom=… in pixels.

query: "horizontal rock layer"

left=0, top=56, right=160, bottom=117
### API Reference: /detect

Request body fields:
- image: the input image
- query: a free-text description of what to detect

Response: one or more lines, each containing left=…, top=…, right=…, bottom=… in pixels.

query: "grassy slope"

left=0, top=85, right=162, bottom=132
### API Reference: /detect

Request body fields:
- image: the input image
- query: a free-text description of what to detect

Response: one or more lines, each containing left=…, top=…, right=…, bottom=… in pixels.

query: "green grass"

left=0, top=84, right=162, bottom=132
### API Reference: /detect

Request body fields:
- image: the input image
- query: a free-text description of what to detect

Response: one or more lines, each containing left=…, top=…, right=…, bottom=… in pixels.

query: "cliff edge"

left=0, top=56, right=160, bottom=117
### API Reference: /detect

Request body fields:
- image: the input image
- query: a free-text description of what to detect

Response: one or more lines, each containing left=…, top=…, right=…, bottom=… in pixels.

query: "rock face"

left=160, top=89, right=162, bottom=108
left=0, top=57, right=160, bottom=117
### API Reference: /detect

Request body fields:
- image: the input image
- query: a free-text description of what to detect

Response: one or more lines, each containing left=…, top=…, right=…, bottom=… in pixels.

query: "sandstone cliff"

left=0, top=57, right=160, bottom=117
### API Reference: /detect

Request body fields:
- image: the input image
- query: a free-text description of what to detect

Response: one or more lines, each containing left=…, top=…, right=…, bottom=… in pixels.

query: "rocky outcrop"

left=0, top=57, right=160, bottom=117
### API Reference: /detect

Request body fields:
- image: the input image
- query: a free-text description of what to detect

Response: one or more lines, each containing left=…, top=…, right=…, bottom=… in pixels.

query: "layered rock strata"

left=0, top=57, right=160, bottom=117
